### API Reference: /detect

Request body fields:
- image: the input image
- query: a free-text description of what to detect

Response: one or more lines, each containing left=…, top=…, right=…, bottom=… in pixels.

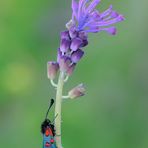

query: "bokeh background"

left=0, top=0, right=148, bottom=148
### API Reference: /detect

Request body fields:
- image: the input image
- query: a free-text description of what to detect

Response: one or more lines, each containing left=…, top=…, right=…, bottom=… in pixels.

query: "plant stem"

left=54, top=72, right=65, bottom=148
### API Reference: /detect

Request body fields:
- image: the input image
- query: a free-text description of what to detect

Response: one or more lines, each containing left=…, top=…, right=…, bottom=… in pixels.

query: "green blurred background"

left=0, top=0, right=148, bottom=148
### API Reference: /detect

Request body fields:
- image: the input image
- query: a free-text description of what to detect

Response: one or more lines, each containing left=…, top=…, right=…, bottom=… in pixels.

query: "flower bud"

left=70, top=37, right=83, bottom=51
left=60, top=38, right=71, bottom=53
left=59, top=56, right=72, bottom=72
left=69, top=27, right=78, bottom=39
left=81, top=39, right=88, bottom=47
left=61, top=31, right=70, bottom=40
left=47, top=61, right=59, bottom=80
left=66, top=63, right=76, bottom=76
left=78, top=31, right=88, bottom=40
left=68, top=84, right=85, bottom=99
left=71, top=49, right=84, bottom=63
left=66, top=20, right=75, bottom=30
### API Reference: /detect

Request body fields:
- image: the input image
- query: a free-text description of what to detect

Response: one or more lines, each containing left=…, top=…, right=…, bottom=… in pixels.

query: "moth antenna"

left=51, top=113, right=58, bottom=124
left=45, top=98, right=54, bottom=119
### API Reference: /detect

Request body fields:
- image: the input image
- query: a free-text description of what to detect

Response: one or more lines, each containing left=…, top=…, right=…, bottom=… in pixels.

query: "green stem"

left=54, top=72, right=65, bottom=148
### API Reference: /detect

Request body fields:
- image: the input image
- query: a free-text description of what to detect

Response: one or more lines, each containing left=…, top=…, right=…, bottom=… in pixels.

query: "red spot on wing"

left=45, top=142, right=51, bottom=147
left=45, top=128, right=53, bottom=137
left=50, top=139, right=54, bottom=143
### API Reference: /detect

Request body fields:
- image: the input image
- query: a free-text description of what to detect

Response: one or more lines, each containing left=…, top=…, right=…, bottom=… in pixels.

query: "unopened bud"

left=61, top=31, right=70, bottom=40
left=68, top=84, right=85, bottom=99
left=71, top=49, right=84, bottom=63
left=59, top=56, right=72, bottom=72
left=47, top=61, right=59, bottom=80
left=60, top=38, right=71, bottom=54
left=66, top=63, right=76, bottom=76
left=78, top=31, right=88, bottom=40
left=70, top=38, right=82, bottom=51
left=66, top=20, right=75, bottom=30
left=69, top=27, right=78, bottom=39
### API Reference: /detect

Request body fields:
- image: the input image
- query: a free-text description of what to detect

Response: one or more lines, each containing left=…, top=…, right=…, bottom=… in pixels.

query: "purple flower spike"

left=71, top=49, right=84, bottom=63
left=60, top=39, right=71, bottom=54
left=70, top=0, right=125, bottom=35
left=70, top=37, right=83, bottom=51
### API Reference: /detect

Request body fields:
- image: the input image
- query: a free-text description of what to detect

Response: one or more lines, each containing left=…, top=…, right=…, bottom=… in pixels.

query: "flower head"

left=70, top=0, right=125, bottom=34
left=56, top=0, right=125, bottom=76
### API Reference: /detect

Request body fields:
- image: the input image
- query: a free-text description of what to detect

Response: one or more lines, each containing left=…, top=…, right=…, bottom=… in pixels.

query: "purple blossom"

left=56, top=0, right=124, bottom=76
left=71, top=0, right=125, bottom=34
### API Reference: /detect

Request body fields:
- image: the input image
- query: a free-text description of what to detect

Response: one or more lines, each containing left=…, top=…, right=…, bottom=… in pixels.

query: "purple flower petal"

left=86, top=0, right=101, bottom=13
left=72, top=0, right=79, bottom=21
left=102, top=27, right=117, bottom=35
left=68, top=0, right=125, bottom=34
left=78, top=31, right=88, bottom=40
left=111, top=11, right=119, bottom=18
left=100, top=5, right=113, bottom=18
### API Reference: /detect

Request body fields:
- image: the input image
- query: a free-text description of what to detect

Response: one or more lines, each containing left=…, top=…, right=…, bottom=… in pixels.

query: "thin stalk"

left=54, top=72, right=65, bottom=148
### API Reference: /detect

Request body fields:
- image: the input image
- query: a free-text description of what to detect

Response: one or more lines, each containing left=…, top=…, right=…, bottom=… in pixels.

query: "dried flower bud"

left=68, top=83, right=85, bottom=99
left=47, top=61, right=59, bottom=80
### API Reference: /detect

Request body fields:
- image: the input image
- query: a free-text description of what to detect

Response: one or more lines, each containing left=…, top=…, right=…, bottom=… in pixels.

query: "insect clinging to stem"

left=41, top=99, right=57, bottom=148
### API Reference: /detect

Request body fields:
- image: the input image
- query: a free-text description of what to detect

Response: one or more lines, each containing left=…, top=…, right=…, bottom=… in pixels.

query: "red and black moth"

left=41, top=99, right=57, bottom=148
